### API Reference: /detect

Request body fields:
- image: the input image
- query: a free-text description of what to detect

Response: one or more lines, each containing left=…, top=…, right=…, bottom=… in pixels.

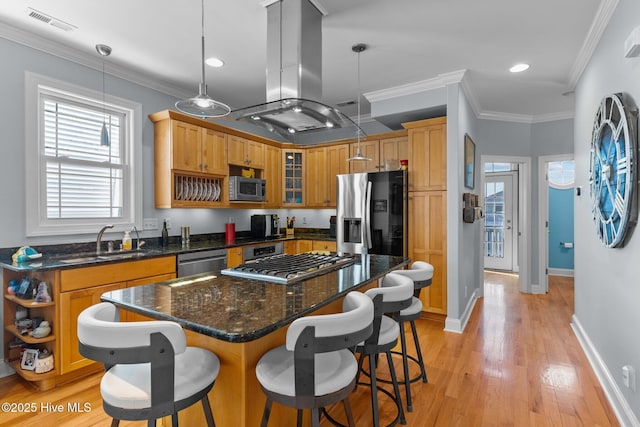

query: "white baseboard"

left=548, top=268, right=575, bottom=277
left=444, top=289, right=479, bottom=333
left=571, top=315, right=639, bottom=427
left=530, top=282, right=546, bottom=294
left=0, top=360, right=16, bottom=378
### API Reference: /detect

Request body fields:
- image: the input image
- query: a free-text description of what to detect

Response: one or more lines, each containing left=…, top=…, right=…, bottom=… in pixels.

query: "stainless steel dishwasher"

left=177, top=248, right=227, bottom=277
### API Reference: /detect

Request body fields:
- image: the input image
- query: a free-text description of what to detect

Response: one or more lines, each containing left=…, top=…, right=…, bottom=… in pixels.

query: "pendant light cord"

left=356, top=47, right=361, bottom=145
left=200, top=0, right=205, bottom=94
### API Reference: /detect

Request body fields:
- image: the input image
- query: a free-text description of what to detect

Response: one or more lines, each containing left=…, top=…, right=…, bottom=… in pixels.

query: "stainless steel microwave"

left=228, top=176, right=266, bottom=202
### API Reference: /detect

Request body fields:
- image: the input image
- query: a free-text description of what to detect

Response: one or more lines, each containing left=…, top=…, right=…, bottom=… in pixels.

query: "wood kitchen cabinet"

left=228, top=135, right=265, bottom=169
left=305, top=147, right=327, bottom=207
left=283, top=241, right=297, bottom=255
left=296, top=240, right=313, bottom=253
left=282, top=149, right=305, bottom=207
left=408, top=184, right=447, bottom=314
left=263, top=145, right=281, bottom=207
left=403, top=117, right=446, bottom=191
left=151, top=112, right=228, bottom=208
left=170, top=120, right=227, bottom=175
left=348, top=134, right=408, bottom=173
left=306, top=144, right=349, bottom=207
left=312, top=240, right=337, bottom=252
left=348, top=139, right=380, bottom=173
left=227, top=247, right=243, bottom=268
left=58, top=257, right=176, bottom=374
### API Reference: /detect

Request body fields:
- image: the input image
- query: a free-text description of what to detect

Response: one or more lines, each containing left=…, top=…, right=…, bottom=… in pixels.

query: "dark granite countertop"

left=0, top=229, right=336, bottom=272
left=101, top=254, right=409, bottom=343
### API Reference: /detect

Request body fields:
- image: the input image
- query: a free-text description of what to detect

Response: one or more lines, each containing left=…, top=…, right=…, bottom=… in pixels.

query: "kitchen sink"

left=54, top=249, right=161, bottom=264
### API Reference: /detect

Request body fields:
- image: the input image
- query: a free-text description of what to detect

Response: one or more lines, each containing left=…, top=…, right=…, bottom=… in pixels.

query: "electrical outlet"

left=163, top=218, right=172, bottom=229
left=623, top=365, right=636, bottom=391
left=143, top=218, right=158, bottom=230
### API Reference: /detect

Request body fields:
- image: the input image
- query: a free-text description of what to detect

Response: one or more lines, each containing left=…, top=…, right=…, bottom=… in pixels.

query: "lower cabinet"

left=58, top=256, right=176, bottom=374
left=312, top=241, right=337, bottom=252
left=227, top=247, right=243, bottom=268
left=408, top=191, right=447, bottom=315
left=59, top=282, right=124, bottom=374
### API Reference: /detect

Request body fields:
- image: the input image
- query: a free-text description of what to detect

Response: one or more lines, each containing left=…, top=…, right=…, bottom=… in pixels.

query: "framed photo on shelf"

left=464, top=134, right=476, bottom=189
left=21, top=348, right=39, bottom=370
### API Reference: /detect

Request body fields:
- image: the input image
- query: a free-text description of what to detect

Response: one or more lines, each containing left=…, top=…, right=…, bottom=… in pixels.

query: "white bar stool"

left=387, top=261, right=434, bottom=412
left=356, top=273, right=414, bottom=427
left=77, top=302, right=220, bottom=427
left=255, top=291, right=374, bottom=427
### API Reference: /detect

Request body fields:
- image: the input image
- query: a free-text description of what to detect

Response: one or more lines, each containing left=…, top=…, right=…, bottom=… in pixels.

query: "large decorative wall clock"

left=590, top=93, right=637, bottom=248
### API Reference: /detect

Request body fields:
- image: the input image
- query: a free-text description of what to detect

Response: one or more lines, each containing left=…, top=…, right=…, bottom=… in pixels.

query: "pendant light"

left=175, top=0, right=230, bottom=118
left=347, top=43, right=371, bottom=162
left=96, top=44, right=111, bottom=147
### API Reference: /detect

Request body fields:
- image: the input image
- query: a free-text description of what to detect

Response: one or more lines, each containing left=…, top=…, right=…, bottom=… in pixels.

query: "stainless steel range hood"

left=229, top=0, right=365, bottom=144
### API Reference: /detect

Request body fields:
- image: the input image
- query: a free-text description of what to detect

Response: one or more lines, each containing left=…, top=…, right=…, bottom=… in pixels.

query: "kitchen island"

left=101, top=253, right=409, bottom=427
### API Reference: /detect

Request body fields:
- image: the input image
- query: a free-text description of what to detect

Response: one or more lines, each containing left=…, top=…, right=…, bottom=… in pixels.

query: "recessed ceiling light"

left=205, top=57, right=224, bottom=67
left=509, top=63, right=530, bottom=73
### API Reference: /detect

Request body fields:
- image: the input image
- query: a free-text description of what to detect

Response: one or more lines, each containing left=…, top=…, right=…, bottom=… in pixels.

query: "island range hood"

left=229, top=0, right=365, bottom=144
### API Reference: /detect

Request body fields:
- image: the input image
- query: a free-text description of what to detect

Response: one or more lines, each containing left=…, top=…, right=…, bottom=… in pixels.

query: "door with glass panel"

left=484, top=173, right=515, bottom=270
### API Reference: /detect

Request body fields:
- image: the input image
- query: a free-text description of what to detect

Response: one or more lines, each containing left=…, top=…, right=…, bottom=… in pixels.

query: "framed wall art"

left=464, top=134, right=476, bottom=189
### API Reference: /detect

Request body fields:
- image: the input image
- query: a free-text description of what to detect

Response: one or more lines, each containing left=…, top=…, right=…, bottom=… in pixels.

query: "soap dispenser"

left=122, top=231, right=132, bottom=250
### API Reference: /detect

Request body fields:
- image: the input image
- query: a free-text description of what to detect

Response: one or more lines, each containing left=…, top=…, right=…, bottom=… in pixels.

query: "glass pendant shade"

left=176, top=0, right=230, bottom=118
left=96, top=44, right=111, bottom=147
left=100, top=123, right=110, bottom=147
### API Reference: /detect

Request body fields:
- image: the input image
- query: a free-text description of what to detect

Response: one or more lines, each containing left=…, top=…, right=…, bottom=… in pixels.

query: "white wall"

left=573, top=0, right=640, bottom=423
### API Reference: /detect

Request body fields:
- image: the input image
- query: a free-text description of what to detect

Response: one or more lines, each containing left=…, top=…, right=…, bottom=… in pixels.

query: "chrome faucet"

left=132, top=225, right=145, bottom=250
left=96, top=224, right=114, bottom=255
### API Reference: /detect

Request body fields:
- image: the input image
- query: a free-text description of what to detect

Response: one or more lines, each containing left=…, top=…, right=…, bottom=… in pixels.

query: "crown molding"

left=364, top=69, right=466, bottom=104
left=568, top=0, right=619, bottom=89
left=0, top=20, right=191, bottom=100
left=477, top=109, right=574, bottom=124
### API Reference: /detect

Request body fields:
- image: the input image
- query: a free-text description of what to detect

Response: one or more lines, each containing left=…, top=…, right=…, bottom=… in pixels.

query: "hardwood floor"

left=0, top=273, right=618, bottom=426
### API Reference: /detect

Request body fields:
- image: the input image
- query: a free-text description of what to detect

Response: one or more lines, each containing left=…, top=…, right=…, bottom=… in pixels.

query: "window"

left=484, top=162, right=515, bottom=173
left=547, top=160, right=575, bottom=188
left=25, top=72, right=142, bottom=236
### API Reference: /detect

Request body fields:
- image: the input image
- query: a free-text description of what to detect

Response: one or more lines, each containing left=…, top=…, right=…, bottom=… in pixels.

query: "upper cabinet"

left=348, top=140, right=380, bottom=173
left=403, top=117, right=446, bottom=192
left=152, top=115, right=228, bottom=208
left=348, top=135, right=408, bottom=174
left=263, top=145, right=281, bottom=208
left=306, top=144, right=349, bottom=207
left=228, top=135, right=265, bottom=169
left=282, top=149, right=305, bottom=207
left=170, top=121, right=227, bottom=175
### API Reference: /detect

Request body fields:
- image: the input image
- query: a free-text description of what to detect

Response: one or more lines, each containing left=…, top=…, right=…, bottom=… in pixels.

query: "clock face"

left=589, top=93, right=636, bottom=248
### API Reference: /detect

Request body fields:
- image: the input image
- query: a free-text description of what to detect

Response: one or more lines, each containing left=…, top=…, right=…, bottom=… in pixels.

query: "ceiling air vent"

left=28, top=10, right=51, bottom=24
left=27, top=8, right=77, bottom=32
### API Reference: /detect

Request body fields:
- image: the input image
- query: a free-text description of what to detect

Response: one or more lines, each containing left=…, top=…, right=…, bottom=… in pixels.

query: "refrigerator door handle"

left=364, top=181, right=372, bottom=249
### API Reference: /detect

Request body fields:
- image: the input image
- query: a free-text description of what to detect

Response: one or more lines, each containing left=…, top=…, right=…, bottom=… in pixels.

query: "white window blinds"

left=43, top=96, right=125, bottom=219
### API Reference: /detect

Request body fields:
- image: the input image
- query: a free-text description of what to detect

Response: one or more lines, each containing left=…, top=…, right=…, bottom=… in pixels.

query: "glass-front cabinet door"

left=282, top=149, right=305, bottom=206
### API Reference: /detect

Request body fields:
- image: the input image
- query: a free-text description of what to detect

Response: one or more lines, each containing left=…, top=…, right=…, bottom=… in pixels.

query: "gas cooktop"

left=221, top=252, right=354, bottom=284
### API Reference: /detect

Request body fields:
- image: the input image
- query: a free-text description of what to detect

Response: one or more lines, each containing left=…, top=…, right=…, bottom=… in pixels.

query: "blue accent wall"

left=548, top=187, right=574, bottom=269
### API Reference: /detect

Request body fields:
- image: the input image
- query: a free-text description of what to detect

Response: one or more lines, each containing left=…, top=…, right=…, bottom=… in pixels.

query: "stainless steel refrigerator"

left=336, top=170, right=408, bottom=256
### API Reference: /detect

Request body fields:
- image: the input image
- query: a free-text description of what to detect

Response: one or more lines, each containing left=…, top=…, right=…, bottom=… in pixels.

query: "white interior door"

left=484, top=173, right=515, bottom=271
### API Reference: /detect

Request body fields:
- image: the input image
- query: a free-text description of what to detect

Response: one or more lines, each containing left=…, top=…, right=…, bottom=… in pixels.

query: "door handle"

left=506, top=226, right=512, bottom=230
